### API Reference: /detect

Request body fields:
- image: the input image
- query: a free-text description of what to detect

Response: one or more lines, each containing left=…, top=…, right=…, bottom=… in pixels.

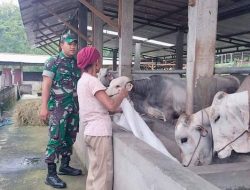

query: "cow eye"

left=214, top=115, right=220, bottom=123
left=181, top=137, right=188, bottom=144
left=116, top=85, right=120, bottom=88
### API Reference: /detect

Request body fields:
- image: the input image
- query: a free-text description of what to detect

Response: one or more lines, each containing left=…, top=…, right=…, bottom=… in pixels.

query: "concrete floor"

left=0, top=123, right=86, bottom=190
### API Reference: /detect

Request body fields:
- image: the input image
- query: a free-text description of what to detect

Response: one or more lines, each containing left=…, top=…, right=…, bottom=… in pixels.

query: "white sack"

left=115, top=99, right=178, bottom=162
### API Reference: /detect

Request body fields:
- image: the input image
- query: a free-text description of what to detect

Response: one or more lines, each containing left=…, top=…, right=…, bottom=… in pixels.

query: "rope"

left=186, top=133, right=201, bottom=167
left=216, top=130, right=248, bottom=154
left=186, top=109, right=209, bottom=166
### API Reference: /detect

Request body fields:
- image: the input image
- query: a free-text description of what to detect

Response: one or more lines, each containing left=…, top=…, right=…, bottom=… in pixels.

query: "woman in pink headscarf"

left=77, top=46, right=128, bottom=190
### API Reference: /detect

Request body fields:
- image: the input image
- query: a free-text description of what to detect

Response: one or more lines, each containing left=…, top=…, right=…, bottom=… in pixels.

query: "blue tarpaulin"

left=0, top=118, right=13, bottom=128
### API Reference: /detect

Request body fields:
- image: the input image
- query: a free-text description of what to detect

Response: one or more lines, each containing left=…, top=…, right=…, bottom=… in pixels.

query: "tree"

left=0, top=2, right=44, bottom=54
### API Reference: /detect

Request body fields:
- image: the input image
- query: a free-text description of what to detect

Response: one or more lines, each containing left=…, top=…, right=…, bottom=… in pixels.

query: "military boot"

left=45, top=163, right=66, bottom=188
left=59, top=156, right=82, bottom=176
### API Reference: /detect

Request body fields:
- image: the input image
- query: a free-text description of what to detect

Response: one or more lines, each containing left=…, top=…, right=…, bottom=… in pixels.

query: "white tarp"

left=115, top=99, right=178, bottom=162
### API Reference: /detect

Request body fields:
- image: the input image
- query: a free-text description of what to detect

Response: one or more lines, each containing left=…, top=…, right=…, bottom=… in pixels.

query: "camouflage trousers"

left=45, top=104, right=79, bottom=163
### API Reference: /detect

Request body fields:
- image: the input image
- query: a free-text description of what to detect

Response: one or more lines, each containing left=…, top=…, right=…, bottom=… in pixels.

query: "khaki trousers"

left=84, top=136, right=113, bottom=190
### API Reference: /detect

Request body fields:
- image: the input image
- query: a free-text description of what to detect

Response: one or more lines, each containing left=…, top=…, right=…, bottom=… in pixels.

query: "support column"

left=78, top=2, right=88, bottom=49
left=118, top=0, right=134, bottom=78
left=175, top=29, right=184, bottom=70
left=92, top=0, right=103, bottom=60
left=133, top=43, right=141, bottom=70
left=113, top=49, right=118, bottom=71
left=20, top=63, right=23, bottom=85
left=186, top=0, right=218, bottom=114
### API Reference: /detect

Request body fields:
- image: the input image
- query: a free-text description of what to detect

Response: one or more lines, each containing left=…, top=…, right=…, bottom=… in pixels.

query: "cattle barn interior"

left=18, top=0, right=250, bottom=189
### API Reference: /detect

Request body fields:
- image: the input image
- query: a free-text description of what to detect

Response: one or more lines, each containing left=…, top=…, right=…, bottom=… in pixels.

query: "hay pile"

left=13, top=99, right=47, bottom=127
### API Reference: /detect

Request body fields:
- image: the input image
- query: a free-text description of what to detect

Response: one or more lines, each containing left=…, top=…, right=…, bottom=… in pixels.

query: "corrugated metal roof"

left=0, top=53, right=113, bottom=66
left=0, top=53, right=49, bottom=65
left=18, top=0, right=250, bottom=60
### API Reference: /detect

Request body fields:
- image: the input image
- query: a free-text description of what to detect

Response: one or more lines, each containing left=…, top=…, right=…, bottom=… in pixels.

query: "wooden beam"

left=133, top=6, right=186, bottom=31
left=118, top=0, right=134, bottom=78
left=175, top=29, right=184, bottom=70
left=39, top=2, right=91, bottom=43
left=24, top=5, right=78, bottom=25
left=38, top=30, right=59, bottom=53
left=134, top=43, right=141, bottom=70
left=78, top=0, right=118, bottom=32
left=92, top=0, right=104, bottom=59
left=39, top=47, right=52, bottom=55
left=78, top=2, right=88, bottom=49
left=113, top=49, right=118, bottom=71
left=40, top=20, right=61, bottom=36
left=33, top=22, right=63, bottom=33
left=36, top=36, right=59, bottom=46
left=38, top=43, right=55, bottom=55
left=186, top=0, right=218, bottom=114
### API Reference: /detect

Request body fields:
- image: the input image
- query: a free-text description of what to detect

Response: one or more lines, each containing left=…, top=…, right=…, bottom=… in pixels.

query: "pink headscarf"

left=77, top=47, right=101, bottom=69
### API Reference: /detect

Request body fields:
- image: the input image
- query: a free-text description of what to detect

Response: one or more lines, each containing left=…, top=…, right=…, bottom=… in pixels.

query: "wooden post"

left=78, top=2, right=88, bottom=49
left=133, top=43, right=141, bottom=70
left=113, top=49, right=118, bottom=71
left=20, top=63, right=23, bottom=85
left=175, top=29, right=184, bottom=70
left=118, top=0, right=134, bottom=78
left=92, top=0, right=103, bottom=60
left=186, top=0, right=218, bottom=114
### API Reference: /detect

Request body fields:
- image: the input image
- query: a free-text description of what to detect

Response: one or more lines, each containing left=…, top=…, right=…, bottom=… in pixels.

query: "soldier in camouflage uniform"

left=40, top=31, right=82, bottom=189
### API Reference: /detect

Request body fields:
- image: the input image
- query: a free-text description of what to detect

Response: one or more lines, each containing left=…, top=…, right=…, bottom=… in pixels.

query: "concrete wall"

left=22, top=81, right=42, bottom=94
left=74, top=125, right=220, bottom=190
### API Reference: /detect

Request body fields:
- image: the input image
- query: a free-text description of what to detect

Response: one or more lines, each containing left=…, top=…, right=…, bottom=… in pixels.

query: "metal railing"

left=132, top=67, right=250, bottom=75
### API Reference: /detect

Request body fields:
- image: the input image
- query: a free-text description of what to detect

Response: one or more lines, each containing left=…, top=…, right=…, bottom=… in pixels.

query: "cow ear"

left=214, top=91, right=227, bottom=102
left=126, top=83, right=133, bottom=91
left=196, top=126, right=208, bottom=137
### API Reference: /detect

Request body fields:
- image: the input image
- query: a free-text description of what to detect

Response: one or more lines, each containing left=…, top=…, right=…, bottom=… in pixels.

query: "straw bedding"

left=13, top=99, right=47, bottom=127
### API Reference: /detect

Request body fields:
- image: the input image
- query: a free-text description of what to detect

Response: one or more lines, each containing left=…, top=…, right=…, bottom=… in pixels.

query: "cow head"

left=106, top=76, right=133, bottom=97
left=209, top=91, right=250, bottom=159
left=98, top=68, right=116, bottom=87
left=175, top=109, right=213, bottom=166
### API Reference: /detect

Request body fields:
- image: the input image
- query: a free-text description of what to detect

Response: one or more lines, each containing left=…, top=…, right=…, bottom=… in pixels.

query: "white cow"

left=175, top=76, right=250, bottom=166
left=106, top=76, right=179, bottom=162
left=106, top=75, right=240, bottom=122
left=98, top=68, right=118, bottom=87
left=175, top=107, right=213, bottom=166
left=209, top=76, right=250, bottom=159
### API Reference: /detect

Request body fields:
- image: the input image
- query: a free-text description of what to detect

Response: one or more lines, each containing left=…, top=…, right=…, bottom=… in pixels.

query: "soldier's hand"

left=40, top=107, right=49, bottom=121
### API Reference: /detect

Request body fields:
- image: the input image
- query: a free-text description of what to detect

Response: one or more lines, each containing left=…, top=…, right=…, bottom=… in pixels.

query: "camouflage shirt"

left=43, top=52, right=81, bottom=109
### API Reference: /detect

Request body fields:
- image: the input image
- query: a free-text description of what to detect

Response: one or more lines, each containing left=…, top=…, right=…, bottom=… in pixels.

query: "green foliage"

left=0, top=2, right=44, bottom=54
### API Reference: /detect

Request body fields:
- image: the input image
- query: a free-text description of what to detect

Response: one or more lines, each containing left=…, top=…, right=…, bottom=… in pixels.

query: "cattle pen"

left=1, top=0, right=250, bottom=190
